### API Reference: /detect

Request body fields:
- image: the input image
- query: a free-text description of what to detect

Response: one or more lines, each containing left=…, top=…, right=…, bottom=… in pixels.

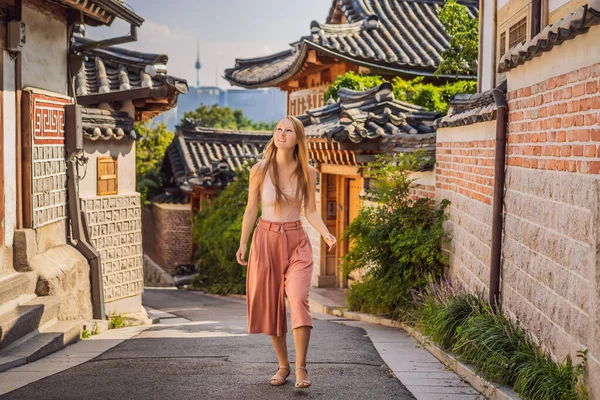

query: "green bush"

left=415, top=285, right=589, bottom=400
left=324, top=72, right=476, bottom=114
left=342, top=152, right=450, bottom=320
left=392, top=76, right=477, bottom=114
left=323, top=71, right=383, bottom=103
left=192, top=163, right=256, bottom=295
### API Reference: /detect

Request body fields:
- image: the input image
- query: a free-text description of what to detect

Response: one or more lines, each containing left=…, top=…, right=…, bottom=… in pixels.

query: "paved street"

left=1, top=288, right=416, bottom=400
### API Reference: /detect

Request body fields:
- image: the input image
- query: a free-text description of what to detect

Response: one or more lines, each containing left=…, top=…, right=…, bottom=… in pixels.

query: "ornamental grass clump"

left=192, top=162, right=256, bottom=295
left=415, top=285, right=589, bottom=400
left=415, top=282, right=486, bottom=350
left=342, top=152, right=450, bottom=320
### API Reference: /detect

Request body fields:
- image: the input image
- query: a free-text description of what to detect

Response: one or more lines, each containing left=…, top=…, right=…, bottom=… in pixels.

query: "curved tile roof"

left=163, top=120, right=272, bottom=191
left=73, top=34, right=188, bottom=122
left=298, top=82, right=439, bottom=145
left=82, top=108, right=139, bottom=141
left=498, top=0, right=600, bottom=72
left=436, top=80, right=506, bottom=127
left=225, top=0, right=478, bottom=88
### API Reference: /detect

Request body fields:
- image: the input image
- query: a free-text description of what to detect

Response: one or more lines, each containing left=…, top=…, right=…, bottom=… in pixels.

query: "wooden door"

left=345, top=178, right=363, bottom=286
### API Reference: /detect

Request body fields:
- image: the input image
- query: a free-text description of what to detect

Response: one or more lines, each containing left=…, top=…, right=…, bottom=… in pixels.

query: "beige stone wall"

left=142, top=202, right=192, bottom=275
left=81, top=194, right=143, bottom=304
left=504, top=30, right=600, bottom=395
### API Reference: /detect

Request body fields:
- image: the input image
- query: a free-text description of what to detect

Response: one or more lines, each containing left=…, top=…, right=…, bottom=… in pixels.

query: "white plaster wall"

left=79, top=140, right=136, bottom=198
left=437, top=120, right=497, bottom=142
left=480, top=0, right=497, bottom=91
left=4, top=51, right=16, bottom=246
left=22, top=5, right=68, bottom=95
left=507, top=25, right=600, bottom=91
left=548, top=0, right=570, bottom=12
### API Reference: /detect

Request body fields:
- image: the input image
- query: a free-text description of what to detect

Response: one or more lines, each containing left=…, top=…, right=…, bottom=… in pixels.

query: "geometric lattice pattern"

left=32, top=145, right=68, bottom=228
left=81, top=194, right=143, bottom=302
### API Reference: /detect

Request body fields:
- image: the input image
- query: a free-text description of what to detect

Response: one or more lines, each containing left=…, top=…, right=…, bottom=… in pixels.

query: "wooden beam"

left=307, top=49, right=321, bottom=65
left=319, top=164, right=360, bottom=176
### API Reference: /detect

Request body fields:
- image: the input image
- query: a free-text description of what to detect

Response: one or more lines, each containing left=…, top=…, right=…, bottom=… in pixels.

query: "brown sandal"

left=269, top=365, right=290, bottom=386
left=295, top=366, right=311, bottom=389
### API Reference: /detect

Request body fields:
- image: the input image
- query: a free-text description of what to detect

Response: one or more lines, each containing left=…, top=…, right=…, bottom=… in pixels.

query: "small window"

left=509, top=17, right=527, bottom=49
left=97, top=157, right=118, bottom=196
left=499, top=32, right=507, bottom=58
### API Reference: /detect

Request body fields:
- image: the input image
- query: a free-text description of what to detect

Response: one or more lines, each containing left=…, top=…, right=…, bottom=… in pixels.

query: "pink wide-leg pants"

left=246, top=217, right=313, bottom=336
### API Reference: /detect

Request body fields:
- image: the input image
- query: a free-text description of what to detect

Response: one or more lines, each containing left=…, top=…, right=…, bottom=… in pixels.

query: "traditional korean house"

left=144, top=119, right=270, bottom=276
left=0, top=0, right=186, bottom=369
left=224, top=0, right=478, bottom=116
left=435, top=0, right=600, bottom=395
left=297, top=82, right=439, bottom=287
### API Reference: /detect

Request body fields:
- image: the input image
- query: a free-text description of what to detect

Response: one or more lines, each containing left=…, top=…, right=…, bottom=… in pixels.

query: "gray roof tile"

left=225, top=0, right=478, bottom=88
left=163, top=120, right=271, bottom=191
left=297, top=82, right=439, bottom=156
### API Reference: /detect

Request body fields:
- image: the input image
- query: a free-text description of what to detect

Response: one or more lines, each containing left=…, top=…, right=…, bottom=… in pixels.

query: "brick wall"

left=438, top=44, right=600, bottom=394
left=435, top=122, right=496, bottom=294
left=409, top=183, right=436, bottom=200
left=502, top=62, right=600, bottom=382
left=143, top=202, right=192, bottom=275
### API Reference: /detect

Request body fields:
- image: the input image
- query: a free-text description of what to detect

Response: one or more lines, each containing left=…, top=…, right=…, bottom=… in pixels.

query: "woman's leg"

left=270, top=334, right=290, bottom=381
left=292, top=326, right=311, bottom=382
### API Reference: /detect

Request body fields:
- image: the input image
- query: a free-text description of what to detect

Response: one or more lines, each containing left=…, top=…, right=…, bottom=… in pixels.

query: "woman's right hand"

left=236, top=244, right=248, bottom=266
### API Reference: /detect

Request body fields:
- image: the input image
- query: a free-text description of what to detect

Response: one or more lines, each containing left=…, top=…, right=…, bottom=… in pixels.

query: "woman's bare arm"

left=237, top=162, right=262, bottom=265
left=304, top=166, right=337, bottom=250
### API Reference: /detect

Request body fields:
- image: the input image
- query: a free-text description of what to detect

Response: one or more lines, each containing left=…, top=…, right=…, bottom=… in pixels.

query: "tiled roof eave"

left=76, top=79, right=186, bottom=107
left=224, top=43, right=310, bottom=88
left=307, top=41, right=476, bottom=80
left=498, top=0, right=600, bottom=72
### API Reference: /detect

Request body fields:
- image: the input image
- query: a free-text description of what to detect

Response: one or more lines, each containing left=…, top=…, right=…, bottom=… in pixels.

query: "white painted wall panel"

left=22, top=5, right=68, bottom=94
left=3, top=51, right=16, bottom=246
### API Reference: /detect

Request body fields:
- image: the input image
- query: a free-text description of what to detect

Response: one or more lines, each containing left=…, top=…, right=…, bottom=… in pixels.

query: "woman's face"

left=273, top=118, right=298, bottom=150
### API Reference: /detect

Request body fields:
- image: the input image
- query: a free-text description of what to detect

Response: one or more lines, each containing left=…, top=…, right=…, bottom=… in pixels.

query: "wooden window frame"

left=499, top=32, right=507, bottom=58
left=509, top=16, right=528, bottom=49
left=97, top=156, right=118, bottom=196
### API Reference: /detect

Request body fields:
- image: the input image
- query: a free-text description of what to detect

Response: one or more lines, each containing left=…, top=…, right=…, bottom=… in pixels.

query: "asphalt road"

left=1, top=288, right=416, bottom=400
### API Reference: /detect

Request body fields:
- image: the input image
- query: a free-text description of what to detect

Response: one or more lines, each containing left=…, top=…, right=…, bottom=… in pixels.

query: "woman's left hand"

left=324, top=233, right=337, bottom=251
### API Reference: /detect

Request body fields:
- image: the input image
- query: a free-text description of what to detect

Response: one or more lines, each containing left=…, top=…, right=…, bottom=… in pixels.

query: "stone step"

left=0, top=271, right=37, bottom=308
left=0, top=296, right=63, bottom=351
left=0, top=319, right=82, bottom=372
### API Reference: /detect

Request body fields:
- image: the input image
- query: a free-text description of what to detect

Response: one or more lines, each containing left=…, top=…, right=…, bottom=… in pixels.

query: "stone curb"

left=323, top=306, right=520, bottom=400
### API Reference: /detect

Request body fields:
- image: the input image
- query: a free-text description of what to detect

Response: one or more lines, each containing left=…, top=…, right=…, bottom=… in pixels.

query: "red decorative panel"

left=30, top=93, right=70, bottom=145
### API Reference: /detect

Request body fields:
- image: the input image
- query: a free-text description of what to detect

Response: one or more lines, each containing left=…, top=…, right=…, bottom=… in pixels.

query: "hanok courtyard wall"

left=437, top=25, right=600, bottom=397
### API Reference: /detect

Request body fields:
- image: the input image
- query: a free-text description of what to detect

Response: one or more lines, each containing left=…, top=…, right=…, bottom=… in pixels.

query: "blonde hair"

left=256, top=115, right=310, bottom=217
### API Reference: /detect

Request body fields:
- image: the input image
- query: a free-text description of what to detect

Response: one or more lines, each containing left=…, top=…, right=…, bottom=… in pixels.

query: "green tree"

left=435, top=0, right=479, bottom=77
left=182, top=104, right=276, bottom=131
left=323, top=71, right=383, bottom=103
left=135, top=122, right=174, bottom=204
left=191, top=162, right=256, bottom=294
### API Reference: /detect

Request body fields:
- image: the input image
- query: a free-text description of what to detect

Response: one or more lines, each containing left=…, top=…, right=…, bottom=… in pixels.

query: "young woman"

left=236, top=115, right=336, bottom=389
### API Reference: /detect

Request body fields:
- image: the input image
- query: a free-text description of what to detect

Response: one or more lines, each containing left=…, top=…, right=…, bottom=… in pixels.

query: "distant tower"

left=195, top=40, right=201, bottom=88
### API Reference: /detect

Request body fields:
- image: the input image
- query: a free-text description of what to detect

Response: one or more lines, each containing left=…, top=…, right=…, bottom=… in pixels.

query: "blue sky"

left=88, top=0, right=332, bottom=88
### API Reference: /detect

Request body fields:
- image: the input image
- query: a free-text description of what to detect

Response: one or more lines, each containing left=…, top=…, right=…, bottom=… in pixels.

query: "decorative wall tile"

left=81, top=194, right=143, bottom=302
